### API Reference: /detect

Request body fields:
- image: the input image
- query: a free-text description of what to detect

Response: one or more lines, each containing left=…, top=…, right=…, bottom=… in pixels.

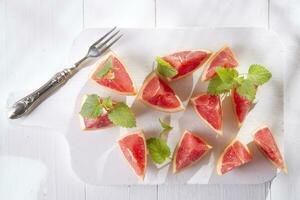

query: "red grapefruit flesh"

left=253, top=126, right=287, bottom=173
left=191, top=93, right=223, bottom=135
left=79, top=95, right=114, bottom=130
left=161, top=50, right=211, bottom=81
left=118, top=130, right=147, bottom=180
left=173, top=130, right=212, bottom=173
left=201, top=46, right=238, bottom=81
left=138, top=73, right=184, bottom=112
left=217, top=139, right=253, bottom=175
left=90, top=52, right=136, bottom=95
left=232, top=88, right=253, bottom=127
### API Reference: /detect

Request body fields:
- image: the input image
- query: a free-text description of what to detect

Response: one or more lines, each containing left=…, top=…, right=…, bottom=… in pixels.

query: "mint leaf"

left=156, top=57, right=178, bottom=78
left=159, top=118, right=173, bottom=131
left=102, top=96, right=113, bottom=110
left=95, top=57, right=113, bottom=78
left=207, top=76, right=233, bottom=95
left=159, top=119, right=173, bottom=138
left=108, top=102, right=136, bottom=128
left=236, top=79, right=257, bottom=101
left=80, top=94, right=103, bottom=119
left=146, top=138, right=171, bottom=164
left=248, top=64, right=272, bottom=85
left=215, top=67, right=239, bottom=83
left=235, top=76, right=245, bottom=85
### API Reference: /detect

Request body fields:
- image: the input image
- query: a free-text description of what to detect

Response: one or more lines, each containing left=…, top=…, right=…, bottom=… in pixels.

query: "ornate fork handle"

left=8, top=27, right=122, bottom=119
left=9, top=67, right=77, bottom=119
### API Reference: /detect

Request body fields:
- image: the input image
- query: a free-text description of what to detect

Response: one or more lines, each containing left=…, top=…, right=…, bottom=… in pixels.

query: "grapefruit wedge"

left=191, top=93, right=223, bottom=135
left=90, top=52, right=136, bottom=95
left=173, top=130, right=212, bottom=173
left=231, top=88, right=253, bottom=127
left=159, top=50, right=211, bottom=81
left=79, top=95, right=114, bottom=130
left=201, top=46, right=238, bottom=81
left=138, top=73, right=184, bottom=112
left=253, top=126, right=287, bottom=173
left=217, top=139, right=253, bottom=175
left=118, top=130, right=147, bottom=180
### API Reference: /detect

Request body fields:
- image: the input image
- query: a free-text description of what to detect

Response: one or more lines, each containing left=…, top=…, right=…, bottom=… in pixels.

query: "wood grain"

left=1, top=0, right=299, bottom=199
left=156, top=0, right=268, bottom=27
left=269, top=0, right=300, bottom=199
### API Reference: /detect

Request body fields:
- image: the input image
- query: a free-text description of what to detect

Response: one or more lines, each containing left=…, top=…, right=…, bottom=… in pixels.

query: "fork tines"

left=92, top=27, right=123, bottom=52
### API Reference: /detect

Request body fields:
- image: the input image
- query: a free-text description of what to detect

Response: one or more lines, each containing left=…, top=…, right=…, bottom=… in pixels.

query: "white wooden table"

left=0, top=0, right=299, bottom=199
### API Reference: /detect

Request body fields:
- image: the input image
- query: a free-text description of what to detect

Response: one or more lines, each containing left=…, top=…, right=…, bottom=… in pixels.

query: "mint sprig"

left=216, top=67, right=239, bottom=83
left=207, top=65, right=271, bottom=102
left=147, top=138, right=171, bottom=164
left=95, top=57, right=113, bottom=78
left=80, top=94, right=136, bottom=128
left=236, top=79, right=257, bottom=102
left=80, top=95, right=103, bottom=119
left=248, top=64, right=272, bottom=85
left=102, top=96, right=113, bottom=110
left=207, top=76, right=234, bottom=95
left=156, top=57, right=178, bottom=78
left=159, top=118, right=173, bottom=137
left=108, top=102, right=136, bottom=128
left=146, top=119, right=173, bottom=164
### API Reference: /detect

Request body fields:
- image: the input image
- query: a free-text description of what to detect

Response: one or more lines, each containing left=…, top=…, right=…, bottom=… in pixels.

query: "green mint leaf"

left=235, top=76, right=245, bottom=85
left=146, top=138, right=171, bottom=164
left=236, top=79, right=257, bottom=102
left=95, top=57, right=113, bottom=78
left=80, top=94, right=103, bottom=119
left=215, top=66, right=239, bottom=83
left=156, top=57, right=178, bottom=78
left=108, top=102, right=136, bottom=128
left=159, top=119, right=173, bottom=138
left=159, top=118, right=173, bottom=131
left=102, top=96, right=113, bottom=110
left=207, top=76, right=233, bottom=95
left=248, top=64, right=272, bottom=85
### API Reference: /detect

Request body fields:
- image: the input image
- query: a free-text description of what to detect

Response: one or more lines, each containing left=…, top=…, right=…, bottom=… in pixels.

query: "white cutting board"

left=65, top=28, right=284, bottom=185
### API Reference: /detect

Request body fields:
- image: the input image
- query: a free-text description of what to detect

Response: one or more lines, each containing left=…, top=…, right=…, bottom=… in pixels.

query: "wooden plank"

left=0, top=0, right=85, bottom=199
left=0, top=125, right=86, bottom=200
left=0, top=0, right=83, bottom=102
left=156, top=0, right=268, bottom=27
left=0, top=0, right=84, bottom=129
left=158, top=184, right=267, bottom=200
left=84, top=0, right=155, bottom=28
left=86, top=185, right=129, bottom=200
left=130, top=185, right=157, bottom=200
left=269, top=0, right=300, bottom=199
left=85, top=182, right=157, bottom=200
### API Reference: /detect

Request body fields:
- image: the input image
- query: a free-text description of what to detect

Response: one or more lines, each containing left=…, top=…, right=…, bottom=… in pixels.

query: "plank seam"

left=154, top=0, right=157, bottom=27
left=156, top=185, right=158, bottom=200
left=84, top=184, right=87, bottom=200
left=268, top=0, right=270, bottom=29
left=82, top=0, right=85, bottom=29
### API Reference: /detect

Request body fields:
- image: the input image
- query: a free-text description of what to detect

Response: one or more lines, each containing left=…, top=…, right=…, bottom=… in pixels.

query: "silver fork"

left=8, top=27, right=122, bottom=119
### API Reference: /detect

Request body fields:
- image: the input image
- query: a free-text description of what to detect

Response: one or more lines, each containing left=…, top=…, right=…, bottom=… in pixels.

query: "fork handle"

left=8, top=67, right=78, bottom=119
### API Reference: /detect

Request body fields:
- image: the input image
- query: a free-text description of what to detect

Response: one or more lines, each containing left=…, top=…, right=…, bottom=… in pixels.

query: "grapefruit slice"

left=201, top=46, right=238, bottom=81
left=90, top=52, right=136, bottom=95
left=253, top=126, right=287, bottom=173
left=79, top=95, right=114, bottom=130
left=138, top=73, right=184, bottom=112
left=118, top=130, right=147, bottom=180
left=191, top=93, right=223, bottom=135
left=173, top=130, right=212, bottom=173
left=216, top=139, right=253, bottom=175
left=231, top=88, right=253, bottom=127
left=160, top=50, right=211, bottom=81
